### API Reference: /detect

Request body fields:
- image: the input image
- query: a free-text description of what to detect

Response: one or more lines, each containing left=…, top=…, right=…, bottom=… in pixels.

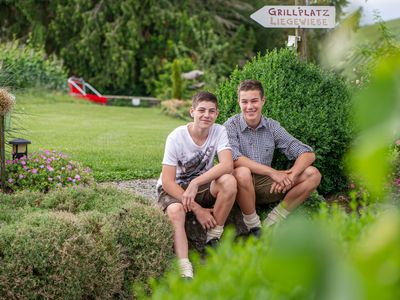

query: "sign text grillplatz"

left=251, top=6, right=336, bottom=29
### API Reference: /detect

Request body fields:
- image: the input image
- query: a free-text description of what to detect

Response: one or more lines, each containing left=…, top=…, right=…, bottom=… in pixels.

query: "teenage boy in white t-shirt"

left=157, top=91, right=237, bottom=279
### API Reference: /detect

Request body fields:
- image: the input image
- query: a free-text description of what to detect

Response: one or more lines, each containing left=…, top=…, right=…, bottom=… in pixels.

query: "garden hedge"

left=0, top=186, right=174, bottom=299
left=216, top=48, right=353, bottom=195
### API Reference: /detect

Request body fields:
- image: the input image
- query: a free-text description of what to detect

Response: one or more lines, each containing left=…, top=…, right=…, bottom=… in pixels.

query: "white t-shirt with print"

left=157, top=123, right=231, bottom=188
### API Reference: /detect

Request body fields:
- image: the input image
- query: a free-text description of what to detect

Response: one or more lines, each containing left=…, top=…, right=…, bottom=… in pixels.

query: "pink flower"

left=67, top=177, right=72, bottom=181
left=46, top=166, right=54, bottom=172
left=8, top=178, right=13, bottom=183
left=32, top=169, right=38, bottom=174
left=75, top=175, right=81, bottom=181
left=45, top=150, right=50, bottom=155
left=57, top=175, right=61, bottom=180
left=21, top=160, right=26, bottom=166
left=48, top=177, right=53, bottom=182
left=67, top=165, right=72, bottom=169
left=19, top=174, right=24, bottom=179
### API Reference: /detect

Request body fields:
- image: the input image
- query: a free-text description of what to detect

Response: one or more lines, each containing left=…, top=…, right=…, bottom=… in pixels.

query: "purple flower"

left=75, top=174, right=81, bottom=181
left=19, top=174, right=24, bottom=179
left=67, top=177, right=72, bottom=181
left=72, top=179, right=76, bottom=183
left=8, top=178, right=13, bottom=183
left=39, top=165, right=44, bottom=169
left=31, top=169, right=38, bottom=174
left=45, top=150, right=50, bottom=155
left=48, top=177, right=53, bottom=182
left=6, top=160, right=11, bottom=165
left=46, top=166, right=54, bottom=172
left=21, top=160, right=26, bottom=166
left=67, top=165, right=72, bottom=169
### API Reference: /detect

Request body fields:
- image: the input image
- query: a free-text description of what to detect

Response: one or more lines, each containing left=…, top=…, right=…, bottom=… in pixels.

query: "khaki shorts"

left=253, top=174, right=286, bottom=205
left=157, top=182, right=216, bottom=212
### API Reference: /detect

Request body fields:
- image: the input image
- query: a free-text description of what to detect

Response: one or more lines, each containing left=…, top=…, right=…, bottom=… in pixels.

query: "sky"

left=344, top=0, right=400, bottom=24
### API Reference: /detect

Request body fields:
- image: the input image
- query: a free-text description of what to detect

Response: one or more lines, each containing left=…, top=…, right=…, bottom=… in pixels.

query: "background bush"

left=0, top=40, right=67, bottom=90
left=216, top=49, right=352, bottom=195
left=0, top=186, right=174, bottom=299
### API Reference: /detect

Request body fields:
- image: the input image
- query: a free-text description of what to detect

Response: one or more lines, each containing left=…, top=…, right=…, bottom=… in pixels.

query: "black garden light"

left=9, top=138, right=31, bottom=159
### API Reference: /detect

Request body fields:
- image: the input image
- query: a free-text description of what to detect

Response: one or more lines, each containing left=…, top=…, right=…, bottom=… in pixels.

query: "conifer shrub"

left=110, top=201, right=174, bottom=295
left=216, top=49, right=352, bottom=195
left=0, top=186, right=174, bottom=298
left=39, top=185, right=142, bottom=213
left=0, top=211, right=125, bottom=299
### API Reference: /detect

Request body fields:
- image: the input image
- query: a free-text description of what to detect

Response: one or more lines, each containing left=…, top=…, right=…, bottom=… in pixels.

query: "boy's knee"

left=166, top=203, right=185, bottom=223
left=233, top=167, right=252, bottom=186
left=218, top=174, right=237, bottom=194
left=305, top=166, right=321, bottom=187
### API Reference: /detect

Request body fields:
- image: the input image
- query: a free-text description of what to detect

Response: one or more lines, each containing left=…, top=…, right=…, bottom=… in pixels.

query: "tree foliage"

left=0, top=0, right=350, bottom=95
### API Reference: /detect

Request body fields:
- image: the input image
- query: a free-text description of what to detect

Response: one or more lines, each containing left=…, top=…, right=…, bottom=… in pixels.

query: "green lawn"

left=11, top=90, right=185, bottom=181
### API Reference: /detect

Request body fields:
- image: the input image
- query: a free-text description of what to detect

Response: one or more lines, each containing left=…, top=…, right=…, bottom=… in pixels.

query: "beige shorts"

left=157, top=182, right=216, bottom=212
left=253, top=174, right=286, bottom=205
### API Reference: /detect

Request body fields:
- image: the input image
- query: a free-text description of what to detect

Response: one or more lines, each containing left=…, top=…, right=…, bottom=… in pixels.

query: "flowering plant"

left=5, top=150, right=94, bottom=192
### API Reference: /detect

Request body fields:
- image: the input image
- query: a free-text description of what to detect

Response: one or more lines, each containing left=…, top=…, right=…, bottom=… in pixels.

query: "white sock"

left=243, top=211, right=261, bottom=230
left=178, top=258, right=193, bottom=278
left=264, top=203, right=290, bottom=227
left=206, top=225, right=224, bottom=243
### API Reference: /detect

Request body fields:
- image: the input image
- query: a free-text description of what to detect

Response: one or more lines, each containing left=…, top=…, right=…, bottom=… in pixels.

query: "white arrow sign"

left=251, top=6, right=336, bottom=29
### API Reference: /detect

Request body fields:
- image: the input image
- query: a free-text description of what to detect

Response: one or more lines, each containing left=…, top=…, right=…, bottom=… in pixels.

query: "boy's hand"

left=193, top=207, right=216, bottom=230
left=270, top=170, right=293, bottom=193
left=182, top=182, right=199, bottom=212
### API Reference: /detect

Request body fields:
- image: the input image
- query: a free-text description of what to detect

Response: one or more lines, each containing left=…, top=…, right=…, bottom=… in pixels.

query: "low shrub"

left=111, top=201, right=174, bottom=296
left=0, top=186, right=174, bottom=298
left=0, top=211, right=125, bottom=299
left=0, top=40, right=67, bottom=90
left=5, top=149, right=94, bottom=192
left=216, top=49, right=352, bottom=195
left=161, top=99, right=191, bottom=120
left=39, top=185, right=140, bottom=213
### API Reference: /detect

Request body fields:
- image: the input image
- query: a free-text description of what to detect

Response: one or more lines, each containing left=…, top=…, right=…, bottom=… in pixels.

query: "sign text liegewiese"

left=251, top=6, right=336, bottom=29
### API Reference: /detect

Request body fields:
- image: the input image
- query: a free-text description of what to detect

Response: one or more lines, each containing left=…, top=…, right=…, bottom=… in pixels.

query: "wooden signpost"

left=250, top=1, right=336, bottom=60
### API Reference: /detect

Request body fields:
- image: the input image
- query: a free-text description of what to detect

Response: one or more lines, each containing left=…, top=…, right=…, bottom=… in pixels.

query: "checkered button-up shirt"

left=223, top=114, right=313, bottom=166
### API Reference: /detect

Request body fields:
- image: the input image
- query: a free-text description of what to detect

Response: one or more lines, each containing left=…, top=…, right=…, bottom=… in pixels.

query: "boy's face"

left=238, top=89, right=265, bottom=126
left=190, top=100, right=218, bottom=129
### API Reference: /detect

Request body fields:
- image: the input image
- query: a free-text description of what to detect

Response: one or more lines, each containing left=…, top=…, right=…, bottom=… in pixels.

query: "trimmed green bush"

left=0, top=211, right=125, bottom=299
left=216, top=49, right=352, bottom=195
left=0, top=40, right=67, bottom=90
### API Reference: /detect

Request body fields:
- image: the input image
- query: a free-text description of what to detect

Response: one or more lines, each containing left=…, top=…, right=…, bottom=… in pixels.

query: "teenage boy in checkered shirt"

left=223, top=80, right=321, bottom=237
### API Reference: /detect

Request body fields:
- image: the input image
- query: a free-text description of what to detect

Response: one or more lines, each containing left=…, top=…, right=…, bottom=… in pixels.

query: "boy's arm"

left=161, top=164, right=216, bottom=229
left=182, top=149, right=233, bottom=212
left=161, top=164, right=185, bottom=201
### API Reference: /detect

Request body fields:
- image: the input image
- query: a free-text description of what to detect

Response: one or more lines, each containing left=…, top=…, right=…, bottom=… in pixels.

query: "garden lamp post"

left=9, top=138, right=31, bottom=159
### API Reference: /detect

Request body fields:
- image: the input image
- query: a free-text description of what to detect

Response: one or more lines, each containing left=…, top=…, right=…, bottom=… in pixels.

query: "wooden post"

left=295, top=0, right=309, bottom=60
left=0, top=115, right=5, bottom=191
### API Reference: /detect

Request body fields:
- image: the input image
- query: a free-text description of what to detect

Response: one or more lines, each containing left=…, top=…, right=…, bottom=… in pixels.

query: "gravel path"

left=101, top=179, right=158, bottom=202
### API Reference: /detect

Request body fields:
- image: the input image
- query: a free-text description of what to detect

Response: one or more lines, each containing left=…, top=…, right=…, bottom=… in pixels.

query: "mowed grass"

left=12, top=90, right=185, bottom=181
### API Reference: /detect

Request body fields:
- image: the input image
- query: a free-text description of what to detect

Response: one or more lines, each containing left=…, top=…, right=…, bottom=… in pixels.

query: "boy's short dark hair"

left=192, top=91, right=218, bottom=109
left=237, top=80, right=264, bottom=99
